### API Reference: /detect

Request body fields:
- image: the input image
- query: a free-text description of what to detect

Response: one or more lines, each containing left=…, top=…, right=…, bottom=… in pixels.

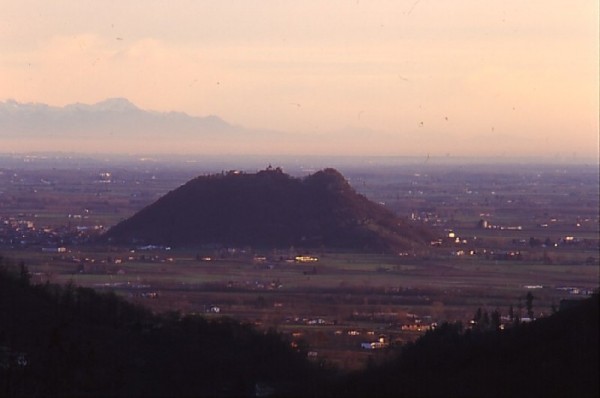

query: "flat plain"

left=1, top=155, right=598, bottom=369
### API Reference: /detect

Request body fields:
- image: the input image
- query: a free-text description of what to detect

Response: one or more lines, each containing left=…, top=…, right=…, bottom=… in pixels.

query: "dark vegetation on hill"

left=0, top=257, right=323, bottom=397
left=2, top=257, right=597, bottom=397
left=103, top=168, right=434, bottom=251
left=334, top=293, right=599, bottom=398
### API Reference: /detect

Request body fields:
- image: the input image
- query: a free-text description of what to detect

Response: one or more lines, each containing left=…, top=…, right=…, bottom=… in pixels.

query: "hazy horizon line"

left=1, top=150, right=598, bottom=167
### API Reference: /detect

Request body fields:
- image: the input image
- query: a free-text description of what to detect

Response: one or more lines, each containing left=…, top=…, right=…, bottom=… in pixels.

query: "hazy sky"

left=1, top=1, right=598, bottom=159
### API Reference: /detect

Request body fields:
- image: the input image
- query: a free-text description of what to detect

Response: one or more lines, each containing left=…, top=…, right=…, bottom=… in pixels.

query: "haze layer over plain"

left=1, top=1, right=598, bottom=159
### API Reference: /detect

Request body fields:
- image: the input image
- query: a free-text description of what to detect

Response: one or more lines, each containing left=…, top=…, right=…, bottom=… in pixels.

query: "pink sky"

left=1, top=1, right=598, bottom=159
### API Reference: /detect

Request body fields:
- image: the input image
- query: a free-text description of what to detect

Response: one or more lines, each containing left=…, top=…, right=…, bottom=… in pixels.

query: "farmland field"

left=5, top=246, right=598, bottom=369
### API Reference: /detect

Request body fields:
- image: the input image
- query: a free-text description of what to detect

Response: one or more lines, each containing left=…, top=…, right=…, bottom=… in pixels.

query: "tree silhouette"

left=18, top=261, right=30, bottom=286
left=491, top=309, right=501, bottom=331
left=473, top=307, right=482, bottom=327
left=526, top=291, right=534, bottom=320
left=481, top=310, right=490, bottom=330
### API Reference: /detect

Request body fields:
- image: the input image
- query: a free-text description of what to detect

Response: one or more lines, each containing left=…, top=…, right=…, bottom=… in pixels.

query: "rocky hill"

left=103, top=167, right=434, bottom=252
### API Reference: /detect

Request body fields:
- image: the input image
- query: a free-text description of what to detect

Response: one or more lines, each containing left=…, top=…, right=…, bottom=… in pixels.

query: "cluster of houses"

left=360, top=335, right=388, bottom=350
left=0, top=215, right=103, bottom=248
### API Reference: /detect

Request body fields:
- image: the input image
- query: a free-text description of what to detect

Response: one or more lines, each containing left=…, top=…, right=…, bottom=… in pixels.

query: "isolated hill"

left=103, top=167, right=434, bottom=251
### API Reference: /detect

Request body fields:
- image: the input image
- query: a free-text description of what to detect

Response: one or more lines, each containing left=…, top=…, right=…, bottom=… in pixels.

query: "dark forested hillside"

left=335, top=293, right=599, bottom=398
left=0, top=258, right=321, bottom=397
left=1, top=257, right=597, bottom=397
left=103, top=168, right=434, bottom=251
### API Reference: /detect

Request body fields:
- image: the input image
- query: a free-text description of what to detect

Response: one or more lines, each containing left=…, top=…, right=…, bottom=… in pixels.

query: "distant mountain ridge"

left=0, top=97, right=403, bottom=155
left=103, top=167, right=434, bottom=252
left=0, top=98, right=234, bottom=138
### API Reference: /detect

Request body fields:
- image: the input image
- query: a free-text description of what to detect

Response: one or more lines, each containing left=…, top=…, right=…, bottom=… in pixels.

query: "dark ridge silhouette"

left=0, top=258, right=322, bottom=397
left=334, top=294, right=599, bottom=398
left=103, top=167, right=435, bottom=251
left=2, top=258, right=596, bottom=397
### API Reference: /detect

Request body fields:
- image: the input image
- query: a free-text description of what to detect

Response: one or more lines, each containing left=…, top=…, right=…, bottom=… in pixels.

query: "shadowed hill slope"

left=103, top=168, right=435, bottom=251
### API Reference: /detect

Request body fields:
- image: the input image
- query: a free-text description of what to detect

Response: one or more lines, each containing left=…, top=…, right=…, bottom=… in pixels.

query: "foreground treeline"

left=1, top=256, right=598, bottom=397
left=333, top=293, right=598, bottom=397
left=0, top=257, right=324, bottom=397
